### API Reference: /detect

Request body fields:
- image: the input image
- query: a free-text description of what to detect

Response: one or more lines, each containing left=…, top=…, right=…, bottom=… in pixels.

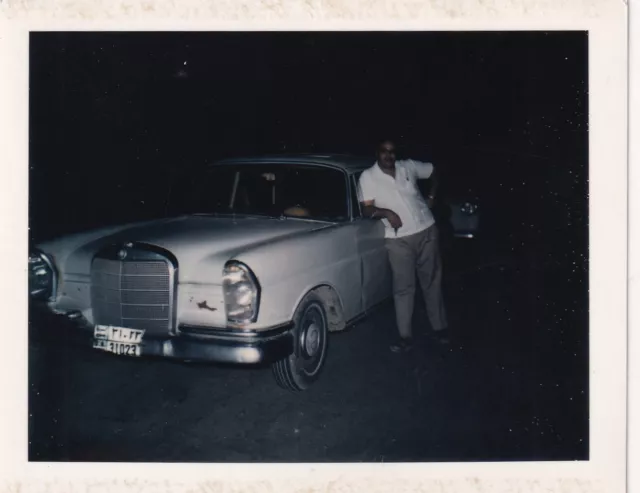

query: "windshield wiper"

left=278, top=214, right=334, bottom=223
left=192, top=212, right=334, bottom=223
left=192, top=212, right=282, bottom=219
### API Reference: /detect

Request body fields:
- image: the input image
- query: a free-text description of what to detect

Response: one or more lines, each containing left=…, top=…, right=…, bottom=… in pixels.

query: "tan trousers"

left=385, top=224, right=448, bottom=339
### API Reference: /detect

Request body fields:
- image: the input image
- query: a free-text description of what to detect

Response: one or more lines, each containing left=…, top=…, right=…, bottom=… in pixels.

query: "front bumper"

left=33, top=307, right=294, bottom=365
left=164, top=324, right=294, bottom=364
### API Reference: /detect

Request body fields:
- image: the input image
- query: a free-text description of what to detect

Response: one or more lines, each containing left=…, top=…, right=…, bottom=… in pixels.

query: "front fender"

left=232, top=224, right=362, bottom=327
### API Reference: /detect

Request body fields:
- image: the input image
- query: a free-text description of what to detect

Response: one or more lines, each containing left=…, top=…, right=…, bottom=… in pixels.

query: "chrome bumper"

left=32, top=307, right=294, bottom=365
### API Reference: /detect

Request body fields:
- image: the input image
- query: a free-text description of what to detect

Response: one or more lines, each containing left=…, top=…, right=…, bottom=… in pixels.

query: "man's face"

left=377, top=141, right=396, bottom=170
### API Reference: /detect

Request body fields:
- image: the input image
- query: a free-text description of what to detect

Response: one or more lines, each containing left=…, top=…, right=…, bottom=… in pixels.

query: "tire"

left=272, top=292, right=329, bottom=391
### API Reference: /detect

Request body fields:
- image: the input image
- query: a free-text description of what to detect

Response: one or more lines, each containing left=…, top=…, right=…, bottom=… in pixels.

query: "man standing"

left=358, top=139, right=449, bottom=352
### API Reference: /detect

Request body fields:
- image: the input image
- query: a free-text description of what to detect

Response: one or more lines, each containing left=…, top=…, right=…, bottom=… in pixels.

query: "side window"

left=351, top=172, right=363, bottom=218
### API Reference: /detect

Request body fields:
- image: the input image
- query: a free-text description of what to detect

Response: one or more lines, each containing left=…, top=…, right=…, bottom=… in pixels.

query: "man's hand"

left=383, top=210, right=403, bottom=230
left=362, top=203, right=403, bottom=230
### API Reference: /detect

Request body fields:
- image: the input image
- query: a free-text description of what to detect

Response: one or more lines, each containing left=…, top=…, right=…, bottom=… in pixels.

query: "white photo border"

left=0, top=1, right=629, bottom=491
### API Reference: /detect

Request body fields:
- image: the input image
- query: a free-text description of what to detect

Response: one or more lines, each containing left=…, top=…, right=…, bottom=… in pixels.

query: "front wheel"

left=272, top=292, right=329, bottom=391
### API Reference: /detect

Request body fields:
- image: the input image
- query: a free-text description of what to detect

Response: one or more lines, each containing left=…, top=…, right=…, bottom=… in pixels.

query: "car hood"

left=38, top=215, right=332, bottom=284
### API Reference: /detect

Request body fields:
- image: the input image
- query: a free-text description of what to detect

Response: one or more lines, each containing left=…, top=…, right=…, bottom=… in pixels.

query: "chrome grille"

left=91, top=256, right=173, bottom=335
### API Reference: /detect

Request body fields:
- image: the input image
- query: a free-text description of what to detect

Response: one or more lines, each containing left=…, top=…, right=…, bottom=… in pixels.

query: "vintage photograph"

left=28, top=31, right=589, bottom=463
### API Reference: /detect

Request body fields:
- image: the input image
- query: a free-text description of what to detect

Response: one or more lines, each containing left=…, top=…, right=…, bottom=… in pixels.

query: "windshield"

left=173, top=163, right=349, bottom=222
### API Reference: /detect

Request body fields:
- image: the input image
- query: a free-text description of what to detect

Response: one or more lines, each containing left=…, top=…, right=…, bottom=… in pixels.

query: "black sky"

left=29, top=31, right=588, bottom=241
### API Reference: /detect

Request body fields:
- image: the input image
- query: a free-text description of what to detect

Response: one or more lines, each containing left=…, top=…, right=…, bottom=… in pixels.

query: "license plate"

left=93, top=325, right=144, bottom=357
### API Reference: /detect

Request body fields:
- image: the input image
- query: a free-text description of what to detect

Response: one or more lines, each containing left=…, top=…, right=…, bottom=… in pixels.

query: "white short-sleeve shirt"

left=357, top=159, right=436, bottom=239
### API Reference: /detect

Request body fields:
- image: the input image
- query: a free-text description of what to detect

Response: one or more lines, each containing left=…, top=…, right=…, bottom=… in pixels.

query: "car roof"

left=212, top=153, right=374, bottom=173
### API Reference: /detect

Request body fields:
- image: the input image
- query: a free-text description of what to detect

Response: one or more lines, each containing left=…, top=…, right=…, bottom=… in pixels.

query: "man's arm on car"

left=361, top=201, right=403, bottom=229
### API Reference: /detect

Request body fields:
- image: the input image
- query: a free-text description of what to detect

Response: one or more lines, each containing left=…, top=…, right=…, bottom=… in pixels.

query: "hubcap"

left=295, top=304, right=326, bottom=377
left=304, top=323, right=320, bottom=357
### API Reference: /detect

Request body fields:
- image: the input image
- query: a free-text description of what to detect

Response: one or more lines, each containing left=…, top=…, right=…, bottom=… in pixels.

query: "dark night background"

left=28, top=31, right=589, bottom=462
left=30, top=31, right=587, bottom=243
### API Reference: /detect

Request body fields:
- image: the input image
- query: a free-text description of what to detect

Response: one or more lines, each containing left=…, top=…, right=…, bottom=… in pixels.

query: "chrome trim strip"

left=343, top=168, right=352, bottom=220
left=179, top=321, right=294, bottom=340
left=349, top=173, right=363, bottom=220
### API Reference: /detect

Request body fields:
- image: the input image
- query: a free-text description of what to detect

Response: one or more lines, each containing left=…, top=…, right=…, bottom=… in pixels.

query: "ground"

left=28, top=239, right=588, bottom=462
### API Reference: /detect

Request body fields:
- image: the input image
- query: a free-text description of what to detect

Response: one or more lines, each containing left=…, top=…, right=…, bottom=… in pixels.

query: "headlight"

left=28, top=251, right=57, bottom=301
left=460, top=202, right=478, bottom=215
left=222, top=261, right=260, bottom=324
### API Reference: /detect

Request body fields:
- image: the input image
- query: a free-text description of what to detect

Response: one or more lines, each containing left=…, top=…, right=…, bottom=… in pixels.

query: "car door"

left=350, top=172, right=392, bottom=311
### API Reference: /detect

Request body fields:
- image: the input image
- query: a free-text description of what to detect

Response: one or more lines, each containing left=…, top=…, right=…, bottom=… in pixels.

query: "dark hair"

left=376, top=138, right=397, bottom=150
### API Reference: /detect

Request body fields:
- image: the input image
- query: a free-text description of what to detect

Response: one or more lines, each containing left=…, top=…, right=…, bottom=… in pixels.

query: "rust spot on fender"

left=196, top=300, right=217, bottom=312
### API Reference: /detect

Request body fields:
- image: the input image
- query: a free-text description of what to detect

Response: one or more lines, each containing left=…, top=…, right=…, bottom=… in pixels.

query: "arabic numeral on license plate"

left=104, top=342, right=140, bottom=356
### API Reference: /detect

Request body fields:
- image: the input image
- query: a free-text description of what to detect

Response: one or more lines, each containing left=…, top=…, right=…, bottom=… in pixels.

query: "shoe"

left=390, top=338, right=414, bottom=353
left=433, top=329, right=451, bottom=345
